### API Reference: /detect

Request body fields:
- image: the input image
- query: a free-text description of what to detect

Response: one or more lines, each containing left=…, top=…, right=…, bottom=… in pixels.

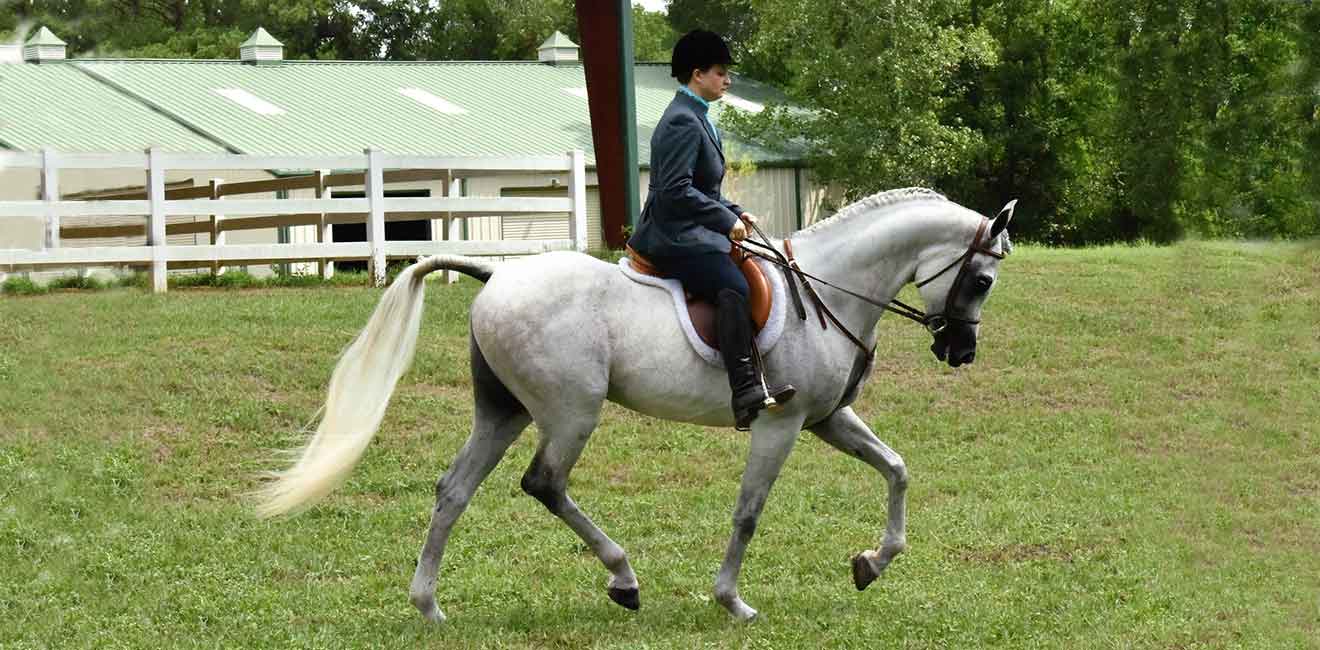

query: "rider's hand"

left=740, top=212, right=759, bottom=226
left=729, top=219, right=748, bottom=241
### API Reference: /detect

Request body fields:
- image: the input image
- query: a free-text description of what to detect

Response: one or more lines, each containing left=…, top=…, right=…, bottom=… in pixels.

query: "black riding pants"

left=649, top=251, right=749, bottom=303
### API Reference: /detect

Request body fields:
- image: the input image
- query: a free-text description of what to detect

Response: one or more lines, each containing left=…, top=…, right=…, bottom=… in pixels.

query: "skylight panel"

left=213, top=88, right=286, bottom=115
left=399, top=88, right=467, bottom=114
left=722, top=94, right=765, bottom=113
left=562, top=87, right=589, bottom=99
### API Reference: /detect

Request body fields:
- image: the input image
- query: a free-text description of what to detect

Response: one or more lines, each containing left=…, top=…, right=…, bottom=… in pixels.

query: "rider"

left=626, top=29, right=794, bottom=430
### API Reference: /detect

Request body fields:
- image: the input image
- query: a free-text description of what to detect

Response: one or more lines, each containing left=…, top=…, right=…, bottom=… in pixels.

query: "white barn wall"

left=799, top=169, right=845, bottom=228
left=0, top=168, right=42, bottom=252
left=463, top=170, right=604, bottom=251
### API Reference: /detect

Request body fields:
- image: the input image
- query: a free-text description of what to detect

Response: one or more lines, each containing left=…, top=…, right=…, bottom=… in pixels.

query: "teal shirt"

left=678, top=85, right=719, bottom=145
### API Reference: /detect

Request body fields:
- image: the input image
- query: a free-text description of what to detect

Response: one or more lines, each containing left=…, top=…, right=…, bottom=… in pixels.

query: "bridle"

left=911, top=216, right=1006, bottom=336
left=736, top=215, right=1005, bottom=357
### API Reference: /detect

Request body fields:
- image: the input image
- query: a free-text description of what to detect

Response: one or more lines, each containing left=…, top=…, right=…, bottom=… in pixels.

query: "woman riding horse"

left=626, top=29, right=794, bottom=430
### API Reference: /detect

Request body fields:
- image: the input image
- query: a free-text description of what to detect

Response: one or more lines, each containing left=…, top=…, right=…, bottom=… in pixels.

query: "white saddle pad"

left=618, top=257, right=787, bottom=367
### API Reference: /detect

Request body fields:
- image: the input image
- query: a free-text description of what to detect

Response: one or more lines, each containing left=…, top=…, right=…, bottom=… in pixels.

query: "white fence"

left=0, top=148, right=588, bottom=292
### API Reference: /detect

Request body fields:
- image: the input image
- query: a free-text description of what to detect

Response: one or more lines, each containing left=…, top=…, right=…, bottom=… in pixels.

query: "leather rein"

left=736, top=217, right=1005, bottom=357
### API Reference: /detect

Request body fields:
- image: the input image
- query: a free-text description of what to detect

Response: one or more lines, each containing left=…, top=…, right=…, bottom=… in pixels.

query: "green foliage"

left=725, top=0, right=1320, bottom=244
left=724, top=0, right=997, bottom=202
left=632, top=3, right=678, bottom=62
left=1, top=275, right=47, bottom=295
left=47, top=273, right=107, bottom=290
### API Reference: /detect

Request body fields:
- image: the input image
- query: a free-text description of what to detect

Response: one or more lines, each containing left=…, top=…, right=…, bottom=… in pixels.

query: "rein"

left=736, top=217, right=1003, bottom=357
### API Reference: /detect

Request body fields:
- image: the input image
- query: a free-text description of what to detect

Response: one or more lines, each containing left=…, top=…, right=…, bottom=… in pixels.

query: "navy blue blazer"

left=628, top=90, right=744, bottom=258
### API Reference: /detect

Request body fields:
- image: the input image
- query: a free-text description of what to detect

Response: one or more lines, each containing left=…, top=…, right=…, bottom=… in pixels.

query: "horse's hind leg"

left=808, top=406, right=908, bottom=591
left=520, top=405, right=641, bottom=611
left=409, top=336, right=531, bottom=623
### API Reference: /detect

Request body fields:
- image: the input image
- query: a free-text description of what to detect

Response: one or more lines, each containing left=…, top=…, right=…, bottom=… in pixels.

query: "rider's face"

left=690, top=64, right=731, bottom=102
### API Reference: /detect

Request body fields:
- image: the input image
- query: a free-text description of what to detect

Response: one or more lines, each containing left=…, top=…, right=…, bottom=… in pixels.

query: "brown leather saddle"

left=626, top=245, right=773, bottom=350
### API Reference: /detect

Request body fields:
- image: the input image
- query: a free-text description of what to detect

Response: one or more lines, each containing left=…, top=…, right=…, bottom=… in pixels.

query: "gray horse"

left=256, top=187, right=1014, bottom=623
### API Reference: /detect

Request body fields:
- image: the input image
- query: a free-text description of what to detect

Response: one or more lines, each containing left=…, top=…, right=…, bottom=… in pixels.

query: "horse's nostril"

left=959, top=350, right=976, bottom=364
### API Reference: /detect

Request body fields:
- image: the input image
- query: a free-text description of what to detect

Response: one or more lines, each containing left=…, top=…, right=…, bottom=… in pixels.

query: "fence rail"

left=0, top=147, right=588, bottom=292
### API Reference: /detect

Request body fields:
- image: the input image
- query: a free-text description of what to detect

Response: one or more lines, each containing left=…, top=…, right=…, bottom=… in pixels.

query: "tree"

left=633, top=3, right=677, bottom=63
left=724, top=0, right=997, bottom=204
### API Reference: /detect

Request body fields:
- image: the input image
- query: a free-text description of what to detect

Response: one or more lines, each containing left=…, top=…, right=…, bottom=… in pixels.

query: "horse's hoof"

left=608, top=586, right=640, bottom=610
left=418, top=605, right=447, bottom=624
left=411, top=593, right=448, bottom=623
left=851, top=552, right=880, bottom=591
left=731, top=603, right=759, bottom=622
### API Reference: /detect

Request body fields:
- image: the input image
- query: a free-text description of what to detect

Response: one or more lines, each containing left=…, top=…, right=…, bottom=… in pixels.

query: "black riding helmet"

left=671, top=30, right=737, bottom=83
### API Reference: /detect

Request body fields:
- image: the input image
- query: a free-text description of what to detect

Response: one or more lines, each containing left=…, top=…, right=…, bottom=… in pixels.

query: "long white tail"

left=255, top=255, right=495, bottom=517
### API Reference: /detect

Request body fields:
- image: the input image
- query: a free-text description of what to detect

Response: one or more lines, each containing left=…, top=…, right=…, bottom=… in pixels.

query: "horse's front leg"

left=713, top=412, right=806, bottom=621
left=809, top=406, right=908, bottom=590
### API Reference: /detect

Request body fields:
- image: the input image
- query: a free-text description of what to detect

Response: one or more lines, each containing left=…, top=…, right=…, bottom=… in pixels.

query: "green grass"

left=1, top=241, right=1317, bottom=648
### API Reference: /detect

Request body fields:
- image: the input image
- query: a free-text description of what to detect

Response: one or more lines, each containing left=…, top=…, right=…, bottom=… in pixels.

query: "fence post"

left=317, top=169, right=332, bottom=280
left=41, top=148, right=60, bottom=251
left=209, top=178, right=225, bottom=276
left=438, top=170, right=452, bottom=284
left=147, top=147, right=167, bottom=293
left=446, top=174, right=463, bottom=284
left=567, top=149, right=587, bottom=252
left=365, top=148, right=387, bottom=287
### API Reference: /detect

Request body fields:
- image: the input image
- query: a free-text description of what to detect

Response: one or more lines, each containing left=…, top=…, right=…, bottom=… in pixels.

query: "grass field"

left=2, top=241, right=1318, bottom=649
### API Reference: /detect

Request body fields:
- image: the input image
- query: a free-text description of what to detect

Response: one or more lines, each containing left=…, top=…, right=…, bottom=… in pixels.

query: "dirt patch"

left=957, top=540, right=1093, bottom=564
left=140, top=423, right=181, bottom=463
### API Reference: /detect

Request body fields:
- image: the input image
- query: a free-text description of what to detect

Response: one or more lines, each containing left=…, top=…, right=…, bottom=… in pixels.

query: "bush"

left=1, top=276, right=48, bottom=296
left=48, top=274, right=108, bottom=291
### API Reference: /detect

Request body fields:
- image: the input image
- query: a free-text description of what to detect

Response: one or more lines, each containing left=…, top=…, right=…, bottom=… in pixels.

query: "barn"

left=0, top=27, right=836, bottom=280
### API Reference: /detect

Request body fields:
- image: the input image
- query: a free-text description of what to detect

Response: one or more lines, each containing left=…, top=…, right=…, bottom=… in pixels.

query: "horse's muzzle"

left=930, top=326, right=977, bottom=367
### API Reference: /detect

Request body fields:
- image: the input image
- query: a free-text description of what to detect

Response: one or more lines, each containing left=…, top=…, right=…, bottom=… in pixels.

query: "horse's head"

left=914, top=200, right=1014, bottom=368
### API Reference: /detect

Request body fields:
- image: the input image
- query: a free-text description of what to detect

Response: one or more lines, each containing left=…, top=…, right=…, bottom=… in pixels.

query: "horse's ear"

left=990, top=199, right=1016, bottom=239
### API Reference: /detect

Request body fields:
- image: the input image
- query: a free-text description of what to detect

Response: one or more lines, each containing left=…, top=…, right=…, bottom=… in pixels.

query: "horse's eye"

left=975, top=276, right=993, bottom=291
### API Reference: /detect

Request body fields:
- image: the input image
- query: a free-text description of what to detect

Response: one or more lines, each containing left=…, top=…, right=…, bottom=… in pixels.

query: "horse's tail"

left=254, top=255, right=496, bottom=517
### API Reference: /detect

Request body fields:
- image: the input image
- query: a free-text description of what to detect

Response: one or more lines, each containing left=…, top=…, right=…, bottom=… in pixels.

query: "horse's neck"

left=788, top=201, right=973, bottom=345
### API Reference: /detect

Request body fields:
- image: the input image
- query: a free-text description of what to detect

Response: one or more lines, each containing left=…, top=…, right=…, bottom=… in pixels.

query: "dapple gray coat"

left=256, top=189, right=1015, bottom=624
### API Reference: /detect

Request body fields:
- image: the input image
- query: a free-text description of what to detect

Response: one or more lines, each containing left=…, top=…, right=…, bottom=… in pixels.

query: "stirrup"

left=734, top=383, right=794, bottom=431
left=763, top=384, right=796, bottom=411
left=750, top=337, right=795, bottom=412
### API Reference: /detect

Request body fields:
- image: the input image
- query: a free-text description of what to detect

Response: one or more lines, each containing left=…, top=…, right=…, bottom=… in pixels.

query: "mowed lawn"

left=1, top=241, right=1317, bottom=649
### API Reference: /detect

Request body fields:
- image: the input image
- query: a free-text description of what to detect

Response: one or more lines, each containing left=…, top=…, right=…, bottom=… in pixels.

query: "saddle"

left=625, top=245, right=773, bottom=350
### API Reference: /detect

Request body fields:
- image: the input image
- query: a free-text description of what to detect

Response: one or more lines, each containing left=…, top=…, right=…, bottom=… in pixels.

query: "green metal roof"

left=2, top=57, right=801, bottom=166
left=0, top=62, right=226, bottom=153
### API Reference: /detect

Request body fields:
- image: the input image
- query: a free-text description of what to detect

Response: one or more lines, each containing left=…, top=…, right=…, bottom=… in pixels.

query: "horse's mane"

left=800, top=187, right=948, bottom=235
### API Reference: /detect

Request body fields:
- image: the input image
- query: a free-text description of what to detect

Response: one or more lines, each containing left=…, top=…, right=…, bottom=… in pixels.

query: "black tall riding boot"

left=716, top=289, right=795, bottom=431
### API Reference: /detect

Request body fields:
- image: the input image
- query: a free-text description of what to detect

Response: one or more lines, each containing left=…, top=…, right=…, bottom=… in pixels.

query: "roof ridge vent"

left=23, top=26, right=66, bottom=63
left=240, top=27, right=284, bottom=65
left=538, top=31, right=579, bottom=65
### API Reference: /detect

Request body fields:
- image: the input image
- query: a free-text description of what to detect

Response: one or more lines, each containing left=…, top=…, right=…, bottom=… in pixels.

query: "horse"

left=255, top=187, right=1015, bottom=623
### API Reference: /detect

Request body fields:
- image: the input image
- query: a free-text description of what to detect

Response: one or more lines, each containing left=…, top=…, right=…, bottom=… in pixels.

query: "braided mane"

left=800, top=187, right=948, bottom=235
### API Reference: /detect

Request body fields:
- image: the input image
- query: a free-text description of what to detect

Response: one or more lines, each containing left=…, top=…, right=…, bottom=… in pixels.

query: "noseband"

left=737, top=216, right=1004, bottom=356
